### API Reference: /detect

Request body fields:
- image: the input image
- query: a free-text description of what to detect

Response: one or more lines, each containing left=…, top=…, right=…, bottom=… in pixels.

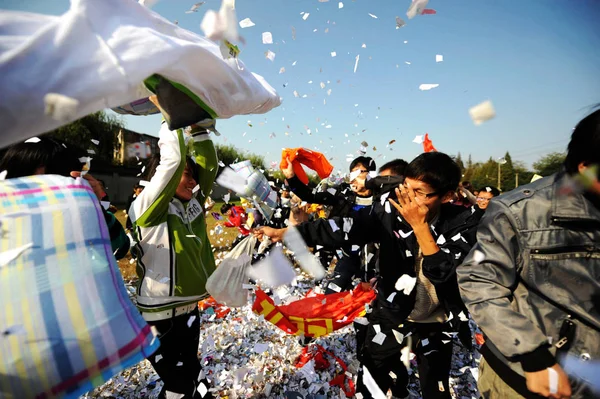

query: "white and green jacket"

left=130, top=122, right=218, bottom=313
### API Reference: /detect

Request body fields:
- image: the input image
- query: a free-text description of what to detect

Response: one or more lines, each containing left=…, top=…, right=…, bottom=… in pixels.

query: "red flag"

left=423, top=133, right=437, bottom=153
left=252, top=284, right=376, bottom=338
left=280, top=148, right=334, bottom=185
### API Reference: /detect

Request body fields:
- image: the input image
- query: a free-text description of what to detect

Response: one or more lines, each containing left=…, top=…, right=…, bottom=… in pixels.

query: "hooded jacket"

left=130, top=123, right=218, bottom=313
left=457, top=173, right=600, bottom=397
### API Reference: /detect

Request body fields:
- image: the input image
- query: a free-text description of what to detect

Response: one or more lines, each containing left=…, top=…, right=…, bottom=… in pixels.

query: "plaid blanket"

left=0, top=175, right=159, bottom=399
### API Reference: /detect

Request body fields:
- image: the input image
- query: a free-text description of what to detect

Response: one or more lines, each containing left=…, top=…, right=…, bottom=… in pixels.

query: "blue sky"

left=4, top=0, right=600, bottom=172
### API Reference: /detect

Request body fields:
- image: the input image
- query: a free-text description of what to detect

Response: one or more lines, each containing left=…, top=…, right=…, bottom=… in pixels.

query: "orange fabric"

left=252, top=284, right=376, bottom=338
left=281, top=148, right=334, bottom=185
left=423, top=133, right=437, bottom=153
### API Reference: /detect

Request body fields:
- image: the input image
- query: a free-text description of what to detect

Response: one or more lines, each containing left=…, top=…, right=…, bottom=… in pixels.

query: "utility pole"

left=496, top=157, right=507, bottom=191
left=497, top=162, right=501, bottom=191
left=516, top=173, right=519, bottom=188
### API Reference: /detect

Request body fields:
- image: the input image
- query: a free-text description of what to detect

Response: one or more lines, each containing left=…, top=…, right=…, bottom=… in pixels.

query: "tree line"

left=31, top=111, right=566, bottom=192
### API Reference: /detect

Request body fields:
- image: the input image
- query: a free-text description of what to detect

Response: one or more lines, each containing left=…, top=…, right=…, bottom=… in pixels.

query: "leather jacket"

left=458, top=172, right=600, bottom=397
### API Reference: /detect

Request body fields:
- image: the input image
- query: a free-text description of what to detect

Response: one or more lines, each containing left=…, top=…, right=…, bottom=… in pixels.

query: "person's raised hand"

left=282, top=157, right=295, bottom=179
left=253, top=226, right=287, bottom=243
left=70, top=171, right=106, bottom=201
left=389, top=183, right=429, bottom=229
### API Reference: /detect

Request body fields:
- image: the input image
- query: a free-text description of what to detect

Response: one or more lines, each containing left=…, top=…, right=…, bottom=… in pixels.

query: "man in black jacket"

left=257, top=152, right=479, bottom=399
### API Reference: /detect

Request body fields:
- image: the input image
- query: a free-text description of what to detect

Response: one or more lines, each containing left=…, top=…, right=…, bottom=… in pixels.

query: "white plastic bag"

left=206, top=236, right=257, bottom=307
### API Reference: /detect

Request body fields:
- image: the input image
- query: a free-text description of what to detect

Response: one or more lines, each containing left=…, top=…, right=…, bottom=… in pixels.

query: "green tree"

left=46, top=111, right=124, bottom=164
left=454, top=152, right=465, bottom=174
left=216, top=144, right=265, bottom=170
left=500, top=152, right=516, bottom=191
left=513, top=161, right=535, bottom=186
left=532, top=152, right=566, bottom=176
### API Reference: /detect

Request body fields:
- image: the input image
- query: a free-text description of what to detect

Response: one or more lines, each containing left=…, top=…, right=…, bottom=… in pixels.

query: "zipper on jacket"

left=531, top=245, right=598, bottom=258
left=178, top=198, right=211, bottom=282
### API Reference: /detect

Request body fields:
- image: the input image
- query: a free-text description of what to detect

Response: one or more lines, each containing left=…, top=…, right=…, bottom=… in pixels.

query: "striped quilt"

left=0, top=175, right=159, bottom=398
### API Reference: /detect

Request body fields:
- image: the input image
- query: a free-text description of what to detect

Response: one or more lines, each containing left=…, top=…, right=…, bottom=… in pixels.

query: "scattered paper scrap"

left=469, top=100, right=496, bottom=125
left=239, top=18, right=255, bottom=28
left=262, top=32, right=273, bottom=44
left=419, top=84, right=439, bottom=91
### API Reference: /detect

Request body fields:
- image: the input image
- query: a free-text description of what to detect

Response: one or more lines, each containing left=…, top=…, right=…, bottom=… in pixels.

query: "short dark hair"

left=350, top=156, right=376, bottom=172
left=221, top=203, right=233, bottom=214
left=404, top=152, right=461, bottom=196
left=144, top=153, right=197, bottom=183
left=379, top=159, right=408, bottom=176
left=0, top=137, right=83, bottom=179
left=564, top=107, right=600, bottom=175
left=478, top=186, right=501, bottom=197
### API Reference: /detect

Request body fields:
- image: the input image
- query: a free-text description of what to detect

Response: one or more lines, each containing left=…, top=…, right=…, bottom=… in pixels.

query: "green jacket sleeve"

left=190, top=132, right=218, bottom=206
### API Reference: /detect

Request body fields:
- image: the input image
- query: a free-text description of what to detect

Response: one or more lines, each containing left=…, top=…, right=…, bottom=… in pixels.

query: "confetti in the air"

left=419, top=84, right=439, bottom=91
left=469, top=100, right=496, bottom=125
left=239, top=18, right=255, bottom=28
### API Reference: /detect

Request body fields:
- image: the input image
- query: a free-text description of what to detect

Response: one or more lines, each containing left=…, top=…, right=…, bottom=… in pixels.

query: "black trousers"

left=324, top=252, right=362, bottom=294
left=147, top=307, right=214, bottom=399
left=356, top=301, right=454, bottom=399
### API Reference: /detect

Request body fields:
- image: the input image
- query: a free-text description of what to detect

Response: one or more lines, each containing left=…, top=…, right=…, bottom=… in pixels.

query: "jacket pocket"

left=527, top=246, right=600, bottom=329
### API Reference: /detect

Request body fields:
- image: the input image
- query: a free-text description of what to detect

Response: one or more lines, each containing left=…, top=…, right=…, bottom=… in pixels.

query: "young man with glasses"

left=257, top=152, right=479, bottom=398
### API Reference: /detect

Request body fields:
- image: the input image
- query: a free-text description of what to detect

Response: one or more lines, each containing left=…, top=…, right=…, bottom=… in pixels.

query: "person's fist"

left=282, top=157, right=295, bottom=179
left=524, top=364, right=571, bottom=398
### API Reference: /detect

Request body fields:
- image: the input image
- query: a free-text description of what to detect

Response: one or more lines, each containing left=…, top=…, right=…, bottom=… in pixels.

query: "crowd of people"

left=2, top=108, right=599, bottom=399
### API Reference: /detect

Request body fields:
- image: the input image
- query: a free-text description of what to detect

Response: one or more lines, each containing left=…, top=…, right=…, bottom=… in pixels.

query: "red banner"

left=252, top=284, right=376, bottom=338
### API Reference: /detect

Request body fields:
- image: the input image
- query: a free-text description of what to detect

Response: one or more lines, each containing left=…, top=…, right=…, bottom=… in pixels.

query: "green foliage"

left=532, top=152, right=566, bottom=176
left=216, top=144, right=265, bottom=170
left=45, top=111, right=124, bottom=164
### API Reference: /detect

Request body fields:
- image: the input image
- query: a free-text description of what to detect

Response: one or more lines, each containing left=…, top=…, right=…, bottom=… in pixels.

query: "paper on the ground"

left=253, top=342, right=270, bottom=354
left=395, top=274, right=417, bottom=295
left=0, top=0, right=281, bottom=148
left=216, top=167, right=247, bottom=194
left=239, top=18, right=255, bottom=28
left=339, top=2, right=344, bottom=8
left=354, top=55, right=360, bottom=73
left=419, top=84, right=439, bottom=91
left=266, top=50, right=276, bottom=61
left=262, top=32, right=273, bottom=44
left=406, top=0, right=429, bottom=19
left=469, top=100, right=496, bottom=125
left=436, top=54, right=443, bottom=62
left=0, top=243, right=34, bottom=268
left=283, top=227, right=326, bottom=280
left=362, top=366, right=387, bottom=399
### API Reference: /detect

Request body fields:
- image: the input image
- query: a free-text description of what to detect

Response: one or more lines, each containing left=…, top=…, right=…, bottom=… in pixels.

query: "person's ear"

left=578, top=161, right=589, bottom=174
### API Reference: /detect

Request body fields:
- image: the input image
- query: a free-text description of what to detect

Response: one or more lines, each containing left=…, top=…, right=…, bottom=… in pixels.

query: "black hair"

left=404, top=152, right=461, bottom=196
left=564, top=107, right=600, bottom=175
left=144, top=152, right=197, bottom=183
left=0, top=137, right=83, bottom=179
left=379, top=159, right=408, bottom=176
left=477, top=186, right=501, bottom=197
left=221, top=203, right=233, bottom=214
left=350, top=156, right=376, bottom=172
